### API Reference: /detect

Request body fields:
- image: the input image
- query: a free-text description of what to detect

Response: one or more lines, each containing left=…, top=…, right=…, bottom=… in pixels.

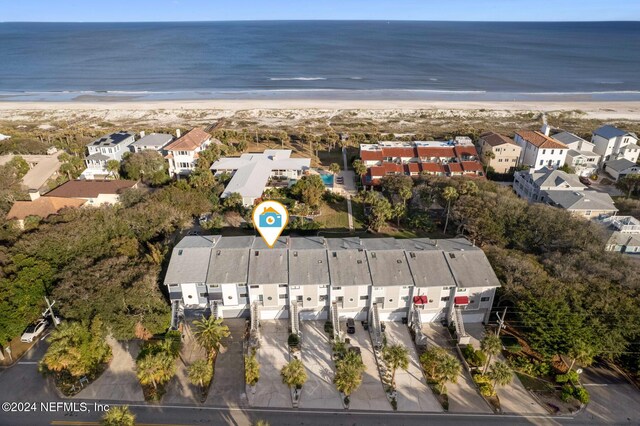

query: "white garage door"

left=420, top=310, right=444, bottom=323
left=261, top=307, right=289, bottom=320
left=462, top=311, right=485, bottom=323
left=299, top=310, right=328, bottom=321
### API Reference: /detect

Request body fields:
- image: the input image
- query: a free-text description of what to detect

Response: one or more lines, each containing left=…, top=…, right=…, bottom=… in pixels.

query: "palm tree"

left=442, top=186, right=458, bottom=234
left=483, top=150, right=495, bottom=174
left=245, top=353, right=260, bottom=386
left=281, top=359, right=307, bottom=389
left=329, top=163, right=342, bottom=175
left=435, top=355, right=461, bottom=394
left=192, top=316, right=230, bottom=361
left=481, top=334, right=502, bottom=374
left=188, top=359, right=214, bottom=389
left=352, top=159, right=367, bottom=177
left=334, top=361, right=363, bottom=397
left=136, top=351, right=176, bottom=390
left=101, top=405, right=135, bottom=426
left=488, top=361, right=513, bottom=389
left=382, top=344, right=409, bottom=387
left=106, top=160, right=121, bottom=179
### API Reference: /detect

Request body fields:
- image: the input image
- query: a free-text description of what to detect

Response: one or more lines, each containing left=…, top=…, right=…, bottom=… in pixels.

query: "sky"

left=1, top=0, right=639, bottom=22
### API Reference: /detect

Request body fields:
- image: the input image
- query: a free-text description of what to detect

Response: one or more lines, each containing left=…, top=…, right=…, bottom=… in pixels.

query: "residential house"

left=165, top=128, right=212, bottom=177
left=514, top=129, right=568, bottom=170
left=591, top=125, right=639, bottom=165
left=551, top=131, right=601, bottom=176
left=476, top=132, right=522, bottom=174
left=130, top=132, right=174, bottom=153
left=361, top=139, right=483, bottom=185
left=598, top=216, right=640, bottom=255
left=603, top=158, right=640, bottom=182
left=81, top=131, right=136, bottom=179
left=6, top=191, right=85, bottom=229
left=163, top=236, right=501, bottom=327
left=514, top=168, right=617, bottom=218
left=44, top=179, right=139, bottom=206
left=210, top=150, right=311, bottom=206
left=0, top=152, right=63, bottom=192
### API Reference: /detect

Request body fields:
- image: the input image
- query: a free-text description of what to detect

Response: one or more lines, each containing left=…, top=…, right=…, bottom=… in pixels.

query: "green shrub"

left=501, top=335, right=522, bottom=354
left=472, top=373, right=496, bottom=396
left=573, top=387, right=590, bottom=404
left=288, top=333, right=300, bottom=348
left=556, top=371, right=579, bottom=384
left=324, top=321, right=333, bottom=333
left=462, top=344, right=486, bottom=367
left=561, top=384, right=574, bottom=402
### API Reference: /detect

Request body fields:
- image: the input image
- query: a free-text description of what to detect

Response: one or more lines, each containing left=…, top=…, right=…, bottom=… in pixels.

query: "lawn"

left=315, top=200, right=350, bottom=229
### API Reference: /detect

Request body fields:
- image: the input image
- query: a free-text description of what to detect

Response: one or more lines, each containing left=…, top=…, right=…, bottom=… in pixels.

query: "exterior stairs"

left=370, top=303, right=382, bottom=349
left=291, top=302, right=300, bottom=336
left=454, top=307, right=471, bottom=345
left=331, top=301, right=341, bottom=340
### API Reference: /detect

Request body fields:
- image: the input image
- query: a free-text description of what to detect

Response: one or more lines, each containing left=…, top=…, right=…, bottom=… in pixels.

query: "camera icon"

left=259, top=207, right=282, bottom=228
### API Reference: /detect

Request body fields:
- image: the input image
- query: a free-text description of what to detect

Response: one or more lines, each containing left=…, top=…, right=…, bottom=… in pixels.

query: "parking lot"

left=250, top=320, right=292, bottom=408
left=299, top=321, right=342, bottom=409
left=385, top=322, right=443, bottom=412
left=345, top=321, right=391, bottom=411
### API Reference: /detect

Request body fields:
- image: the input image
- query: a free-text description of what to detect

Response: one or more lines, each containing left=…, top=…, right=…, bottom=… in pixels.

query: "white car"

left=20, top=319, right=48, bottom=343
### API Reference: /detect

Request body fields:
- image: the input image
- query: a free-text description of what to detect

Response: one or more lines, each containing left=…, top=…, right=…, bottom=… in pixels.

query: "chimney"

left=541, top=124, right=551, bottom=137
left=176, top=129, right=181, bottom=138
left=28, top=189, right=40, bottom=201
left=139, top=131, right=146, bottom=138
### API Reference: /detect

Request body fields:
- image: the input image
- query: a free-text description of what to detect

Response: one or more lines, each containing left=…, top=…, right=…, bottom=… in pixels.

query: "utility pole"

left=44, top=296, right=58, bottom=328
left=495, top=307, right=507, bottom=336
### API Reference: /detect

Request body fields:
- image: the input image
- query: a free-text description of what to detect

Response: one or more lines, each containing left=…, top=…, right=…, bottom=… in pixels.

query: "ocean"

left=0, top=21, right=639, bottom=101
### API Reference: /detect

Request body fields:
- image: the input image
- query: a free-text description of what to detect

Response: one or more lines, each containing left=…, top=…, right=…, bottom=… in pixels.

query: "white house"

left=165, top=128, right=212, bottom=177
left=130, top=132, right=174, bottom=153
left=514, top=130, right=568, bottom=170
left=211, top=150, right=311, bottom=206
left=599, top=216, right=640, bottom=255
left=604, top=158, right=640, bottom=182
left=552, top=131, right=601, bottom=176
left=592, top=125, right=639, bottom=165
left=81, top=132, right=135, bottom=179
left=163, top=235, right=501, bottom=329
left=514, top=168, right=617, bottom=219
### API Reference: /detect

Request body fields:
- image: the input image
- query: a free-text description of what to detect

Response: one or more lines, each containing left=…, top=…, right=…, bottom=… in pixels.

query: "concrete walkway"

left=76, top=336, right=144, bottom=401
left=348, top=323, right=392, bottom=411
left=341, top=147, right=357, bottom=231
left=299, top=321, right=342, bottom=409
left=249, top=320, right=292, bottom=408
left=385, top=322, right=443, bottom=412
left=421, top=324, right=491, bottom=413
left=465, top=324, right=546, bottom=415
left=207, top=319, right=248, bottom=407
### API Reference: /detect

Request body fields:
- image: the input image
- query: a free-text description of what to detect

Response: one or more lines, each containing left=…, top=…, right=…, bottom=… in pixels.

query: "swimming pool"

left=320, top=174, right=334, bottom=186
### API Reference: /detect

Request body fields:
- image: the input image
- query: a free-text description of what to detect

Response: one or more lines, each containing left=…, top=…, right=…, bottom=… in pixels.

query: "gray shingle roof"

left=545, top=190, right=617, bottom=212
left=551, top=131, right=586, bottom=146
left=131, top=133, right=173, bottom=148
left=248, top=247, right=288, bottom=285
left=207, top=248, right=251, bottom=285
left=366, top=250, right=413, bottom=287
left=444, top=249, right=501, bottom=289
left=594, top=125, right=632, bottom=139
left=327, top=247, right=372, bottom=287
left=289, top=249, right=330, bottom=286
left=605, top=158, right=637, bottom=172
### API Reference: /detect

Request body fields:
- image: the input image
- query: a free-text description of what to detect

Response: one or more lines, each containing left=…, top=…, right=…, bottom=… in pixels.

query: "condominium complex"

left=164, top=235, right=500, bottom=326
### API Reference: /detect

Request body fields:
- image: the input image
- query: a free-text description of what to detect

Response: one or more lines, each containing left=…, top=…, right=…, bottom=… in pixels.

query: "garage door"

left=261, top=307, right=289, bottom=320
left=420, top=310, right=444, bottom=323
left=299, top=309, right=328, bottom=321
left=462, top=311, right=485, bottom=323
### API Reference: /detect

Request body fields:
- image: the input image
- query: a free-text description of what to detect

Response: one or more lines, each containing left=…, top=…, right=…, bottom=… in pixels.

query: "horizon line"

left=2, top=19, right=640, bottom=24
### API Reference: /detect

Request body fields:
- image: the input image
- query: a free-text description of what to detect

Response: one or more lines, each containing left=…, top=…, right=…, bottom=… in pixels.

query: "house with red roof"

left=165, top=128, right=212, bottom=177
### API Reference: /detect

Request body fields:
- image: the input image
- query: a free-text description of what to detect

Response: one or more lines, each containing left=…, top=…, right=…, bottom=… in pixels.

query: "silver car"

left=20, top=319, right=48, bottom=343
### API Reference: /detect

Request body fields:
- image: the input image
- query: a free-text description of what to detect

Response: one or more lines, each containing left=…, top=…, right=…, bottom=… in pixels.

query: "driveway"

left=0, top=338, right=57, bottom=403
left=579, top=361, right=640, bottom=424
left=299, top=321, right=342, bottom=409
left=346, top=322, right=391, bottom=411
left=76, top=336, right=144, bottom=401
left=207, top=318, right=248, bottom=407
left=421, top=323, right=492, bottom=413
left=384, top=322, right=443, bottom=412
left=465, top=324, right=547, bottom=415
left=249, top=320, right=292, bottom=408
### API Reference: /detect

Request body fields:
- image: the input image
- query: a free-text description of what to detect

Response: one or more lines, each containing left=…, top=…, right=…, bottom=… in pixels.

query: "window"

left=442, top=286, right=450, bottom=290
left=441, top=296, right=450, bottom=302
left=542, top=149, right=546, bottom=154
left=584, top=210, right=592, bottom=216
left=200, top=293, right=206, bottom=298
left=319, top=295, right=327, bottom=301
left=402, top=296, right=409, bottom=302
left=457, top=288, right=466, bottom=292
left=250, top=285, right=259, bottom=288
left=290, top=285, right=300, bottom=290
left=539, top=160, right=544, bottom=166
left=169, top=284, right=178, bottom=287
left=306, top=297, right=312, bottom=301
left=320, top=285, right=327, bottom=288
left=332, top=286, right=342, bottom=291
left=551, top=149, right=554, bottom=155
left=402, top=286, right=410, bottom=289
left=296, top=295, right=303, bottom=302
left=209, top=284, right=219, bottom=288
left=239, top=293, right=248, bottom=298
left=278, top=294, right=287, bottom=299
left=279, top=284, right=288, bottom=288
left=480, top=297, right=490, bottom=302
left=359, top=295, right=369, bottom=300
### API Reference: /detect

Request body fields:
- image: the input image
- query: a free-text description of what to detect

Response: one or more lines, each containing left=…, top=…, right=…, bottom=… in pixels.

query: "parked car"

left=346, top=318, right=355, bottom=334
left=21, top=319, right=48, bottom=343
left=579, top=176, right=592, bottom=186
left=361, top=320, right=369, bottom=330
left=380, top=322, right=386, bottom=332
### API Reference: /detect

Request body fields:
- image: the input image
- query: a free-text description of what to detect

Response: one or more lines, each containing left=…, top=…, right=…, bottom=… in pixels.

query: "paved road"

left=299, top=321, right=342, bottom=409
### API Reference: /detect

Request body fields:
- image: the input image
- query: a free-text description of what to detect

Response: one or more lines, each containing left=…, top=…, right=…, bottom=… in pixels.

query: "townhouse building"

left=514, top=129, right=569, bottom=170
left=360, top=139, right=484, bottom=185
left=165, top=128, right=212, bottom=177
left=591, top=125, right=639, bottom=165
left=476, top=132, right=522, bottom=174
left=163, top=235, right=501, bottom=327
left=81, top=131, right=135, bottom=179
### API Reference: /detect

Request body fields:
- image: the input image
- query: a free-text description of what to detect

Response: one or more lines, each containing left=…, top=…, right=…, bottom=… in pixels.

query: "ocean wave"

left=268, top=77, right=327, bottom=81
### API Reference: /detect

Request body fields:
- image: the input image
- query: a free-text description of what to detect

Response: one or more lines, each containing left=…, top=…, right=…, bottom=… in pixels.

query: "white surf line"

left=118, top=403, right=570, bottom=419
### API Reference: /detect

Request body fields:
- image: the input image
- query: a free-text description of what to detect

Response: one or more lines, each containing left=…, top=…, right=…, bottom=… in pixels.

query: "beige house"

left=477, top=132, right=522, bottom=173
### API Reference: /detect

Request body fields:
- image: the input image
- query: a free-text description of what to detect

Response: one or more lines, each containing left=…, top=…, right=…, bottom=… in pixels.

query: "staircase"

left=251, top=301, right=261, bottom=335
left=170, top=300, right=181, bottom=330
left=331, top=302, right=341, bottom=340
left=411, top=307, right=427, bottom=346
left=290, top=302, right=300, bottom=336
left=211, top=301, right=220, bottom=320
left=370, top=303, right=382, bottom=349
left=453, top=307, right=471, bottom=345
